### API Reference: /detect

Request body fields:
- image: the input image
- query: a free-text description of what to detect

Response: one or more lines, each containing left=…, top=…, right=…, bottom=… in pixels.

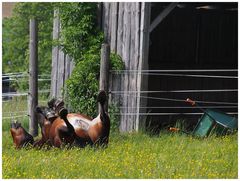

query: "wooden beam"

left=110, top=2, right=118, bottom=52
left=149, top=2, right=178, bottom=33
left=50, top=9, right=60, bottom=98
left=136, top=2, right=151, bottom=131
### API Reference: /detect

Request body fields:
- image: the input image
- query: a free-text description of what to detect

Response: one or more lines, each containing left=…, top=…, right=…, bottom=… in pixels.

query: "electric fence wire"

left=111, top=92, right=238, bottom=105
left=110, top=69, right=238, bottom=72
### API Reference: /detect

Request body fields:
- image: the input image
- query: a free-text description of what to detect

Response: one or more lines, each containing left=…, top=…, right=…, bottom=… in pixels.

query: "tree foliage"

left=57, top=2, right=102, bottom=62
left=3, top=2, right=54, bottom=75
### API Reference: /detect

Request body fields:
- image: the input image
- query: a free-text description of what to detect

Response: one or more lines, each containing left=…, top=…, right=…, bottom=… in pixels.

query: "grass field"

left=2, top=99, right=238, bottom=179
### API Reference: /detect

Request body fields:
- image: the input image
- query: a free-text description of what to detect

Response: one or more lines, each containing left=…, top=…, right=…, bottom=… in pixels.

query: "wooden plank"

left=133, top=2, right=141, bottom=130
left=122, top=3, right=132, bottom=132
left=103, top=3, right=111, bottom=42
left=64, top=55, right=70, bottom=94
left=114, top=2, right=124, bottom=106
left=116, top=3, right=124, bottom=57
left=64, top=54, right=71, bottom=81
left=119, top=2, right=127, bottom=132
left=120, top=3, right=126, bottom=131
left=50, top=9, right=60, bottom=98
left=108, top=3, right=112, bottom=43
left=149, top=2, right=177, bottom=33
left=57, top=49, right=65, bottom=98
left=110, top=2, right=118, bottom=52
left=28, top=18, right=38, bottom=137
left=136, top=2, right=151, bottom=131
left=63, top=54, right=70, bottom=107
left=129, top=3, right=136, bottom=130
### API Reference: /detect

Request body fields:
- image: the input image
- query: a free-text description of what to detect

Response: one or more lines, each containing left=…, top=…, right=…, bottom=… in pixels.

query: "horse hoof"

left=59, top=108, right=68, bottom=119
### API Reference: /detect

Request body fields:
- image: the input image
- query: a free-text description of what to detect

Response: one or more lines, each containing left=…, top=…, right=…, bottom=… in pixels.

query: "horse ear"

left=11, top=121, right=15, bottom=128
left=16, top=121, right=21, bottom=127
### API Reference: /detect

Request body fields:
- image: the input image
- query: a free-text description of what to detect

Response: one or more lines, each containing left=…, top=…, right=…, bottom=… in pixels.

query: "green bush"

left=66, top=50, right=125, bottom=118
left=66, top=50, right=100, bottom=117
left=57, top=2, right=101, bottom=62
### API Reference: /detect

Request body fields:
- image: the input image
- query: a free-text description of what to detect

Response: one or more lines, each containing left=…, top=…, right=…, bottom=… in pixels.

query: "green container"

left=193, top=109, right=238, bottom=137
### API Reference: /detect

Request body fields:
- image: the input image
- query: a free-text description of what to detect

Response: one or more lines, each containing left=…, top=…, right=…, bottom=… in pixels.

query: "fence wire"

left=110, top=69, right=238, bottom=117
left=3, top=69, right=238, bottom=120
left=2, top=73, right=51, bottom=120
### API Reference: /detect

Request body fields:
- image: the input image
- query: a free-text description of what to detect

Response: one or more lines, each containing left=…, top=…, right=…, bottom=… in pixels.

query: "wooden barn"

left=51, top=2, right=238, bottom=133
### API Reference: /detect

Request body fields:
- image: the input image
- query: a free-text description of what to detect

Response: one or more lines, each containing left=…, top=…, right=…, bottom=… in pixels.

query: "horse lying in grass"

left=10, top=90, right=110, bottom=149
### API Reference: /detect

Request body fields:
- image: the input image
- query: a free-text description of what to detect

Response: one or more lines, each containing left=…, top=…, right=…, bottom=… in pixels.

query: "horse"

left=10, top=90, right=110, bottom=149
left=10, top=121, right=34, bottom=149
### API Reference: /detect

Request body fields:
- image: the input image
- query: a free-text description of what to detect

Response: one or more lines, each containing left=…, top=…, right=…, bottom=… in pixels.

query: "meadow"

left=2, top=98, right=238, bottom=179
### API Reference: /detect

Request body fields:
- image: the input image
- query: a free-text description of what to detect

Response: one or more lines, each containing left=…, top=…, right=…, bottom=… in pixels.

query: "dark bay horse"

left=10, top=91, right=110, bottom=149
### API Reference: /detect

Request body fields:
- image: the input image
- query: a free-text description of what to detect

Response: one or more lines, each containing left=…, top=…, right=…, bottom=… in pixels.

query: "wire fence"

left=110, top=69, right=238, bottom=117
left=2, top=72, right=51, bottom=120
left=2, top=69, right=238, bottom=120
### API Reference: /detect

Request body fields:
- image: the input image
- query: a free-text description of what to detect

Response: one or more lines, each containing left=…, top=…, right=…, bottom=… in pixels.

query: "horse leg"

left=53, top=136, right=62, bottom=148
left=58, top=127, right=75, bottom=147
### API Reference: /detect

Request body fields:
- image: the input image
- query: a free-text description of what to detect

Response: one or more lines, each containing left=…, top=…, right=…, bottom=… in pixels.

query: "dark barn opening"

left=146, top=3, right=238, bottom=133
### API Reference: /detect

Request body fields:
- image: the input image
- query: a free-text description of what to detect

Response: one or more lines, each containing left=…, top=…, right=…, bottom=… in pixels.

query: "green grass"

left=2, top=130, right=238, bottom=179
left=2, top=99, right=238, bottom=179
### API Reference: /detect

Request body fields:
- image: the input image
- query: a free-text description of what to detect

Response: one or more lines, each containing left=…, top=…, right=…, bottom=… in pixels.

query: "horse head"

left=10, top=120, right=34, bottom=149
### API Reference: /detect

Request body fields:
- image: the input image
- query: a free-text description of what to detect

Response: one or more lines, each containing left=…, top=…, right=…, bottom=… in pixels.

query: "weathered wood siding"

left=50, top=9, right=74, bottom=99
left=103, top=2, right=151, bottom=132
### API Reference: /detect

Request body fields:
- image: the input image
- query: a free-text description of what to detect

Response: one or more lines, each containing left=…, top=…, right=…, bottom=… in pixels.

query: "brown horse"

left=34, top=105, right=92, bottom=148
left=10, top=90, right=110, bottom=148
left=10, top=121, right=34, bottom=149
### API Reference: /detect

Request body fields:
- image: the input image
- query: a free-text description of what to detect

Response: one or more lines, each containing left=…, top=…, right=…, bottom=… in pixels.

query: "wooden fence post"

left=28, top=18, right=38, bottom=137
left=99, top=43, right=110, bottom=112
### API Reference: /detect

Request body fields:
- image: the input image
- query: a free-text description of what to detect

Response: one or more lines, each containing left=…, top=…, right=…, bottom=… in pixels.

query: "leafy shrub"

left=57, top=2, right=101, bottom=62
left=66, top=50, right=124, bottom=118
left=66, top=50, right=100, bottom=117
